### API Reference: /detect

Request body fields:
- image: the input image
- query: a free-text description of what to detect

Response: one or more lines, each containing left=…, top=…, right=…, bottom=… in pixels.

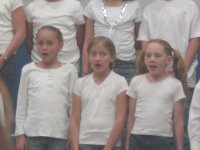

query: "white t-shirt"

left=15, top=62, right=78, bottom=139
left=84, top=0, right=142, bottom=61
left=25, top=0, right=85, bottom=68
left=188, top=80, right=200, bottom=150
left=0, top=0, right=23, bottom=54
left=77, top=0, right=90, bottom=8
left=137, top=0, right=200, bottom=87
left=127, top=74, right=185, bottom=137
left=73, top=71, right=128, bottom=145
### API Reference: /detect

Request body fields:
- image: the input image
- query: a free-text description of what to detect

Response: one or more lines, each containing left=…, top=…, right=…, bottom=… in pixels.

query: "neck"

left=104, top=0, right=124, bottom=6
left=147, top=72, right=169, bottom=82
left=93, top=70, right=111, bottom=84
left=39, top=60, right=61, bottom=69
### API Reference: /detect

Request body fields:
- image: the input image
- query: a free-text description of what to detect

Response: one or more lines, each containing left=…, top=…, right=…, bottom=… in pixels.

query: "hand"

left=16, top=135, right=28, bottom=150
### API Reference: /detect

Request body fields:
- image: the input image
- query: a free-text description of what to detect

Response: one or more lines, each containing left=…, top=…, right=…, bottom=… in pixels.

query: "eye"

left=37, top=41, right=43, bottom=46
left=154, top=53, right=162, bottom=58
left=99, top=51, right=106, bottom=57
left=145, top=53, right=151, bottom=58
left=89, top=51, right=96, bottom=56
left=46, top=41, right=53, bottom=46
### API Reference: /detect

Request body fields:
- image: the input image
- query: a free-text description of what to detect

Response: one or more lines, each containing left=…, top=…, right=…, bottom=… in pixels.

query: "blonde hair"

left=136, top=39, right=188, bottom=94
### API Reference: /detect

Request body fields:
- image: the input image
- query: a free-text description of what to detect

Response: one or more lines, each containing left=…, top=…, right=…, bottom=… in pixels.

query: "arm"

left=0, top=79, right=13, bottom=132
left=134, top=22, right=140, bottom=41
left=184, top=37, right=200, bottom=72
left=69, top=94, right=81, bottom=150
left=16, top=135, right=28, bottom=150
left=24, top=21, right=33, bottom=55
left=0, top=6, right=25, bottom=67
left=104, top=91, right=128, bottom=150
left=174, top=99, right=184, bottom=150
left=15, top=69, right=29, bottom=150
left=188, top=86, right=200, bottom=150
left=134, top=22, right=141, bottom=50
left=141, top=41, right=148, bottom=50
left=76, top=24, right=85, bottom=53
left=82, top=17, right=94, bottom=75
left=125, top=97, right=136, bottom=150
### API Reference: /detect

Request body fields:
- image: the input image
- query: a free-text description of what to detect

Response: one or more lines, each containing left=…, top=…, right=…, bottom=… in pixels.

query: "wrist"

left=1, top=54, right=8, bottom=63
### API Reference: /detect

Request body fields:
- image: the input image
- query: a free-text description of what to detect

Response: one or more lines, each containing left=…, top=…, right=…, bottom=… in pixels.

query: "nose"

left=95, top=54, right=101, bottom=60
left=149, top=55, right=155, bottom=61
left=42, top=44, right=47, bottom=50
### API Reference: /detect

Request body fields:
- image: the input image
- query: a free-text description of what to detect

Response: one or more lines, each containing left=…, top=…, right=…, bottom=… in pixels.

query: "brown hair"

left=136, top=39, right=188, bottom=94
left=87, top=36, right=116, bottom=68
left=0, top=78, right=13, bottom=150
left=36, top=25, right=63, bottom=43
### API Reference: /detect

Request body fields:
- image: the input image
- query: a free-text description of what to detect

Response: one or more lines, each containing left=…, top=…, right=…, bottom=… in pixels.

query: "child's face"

left=36, top=29, right=63, bottom=64
left=144, top=42, right=171, bottom=77
left=89, top=42, right=115, bottom=74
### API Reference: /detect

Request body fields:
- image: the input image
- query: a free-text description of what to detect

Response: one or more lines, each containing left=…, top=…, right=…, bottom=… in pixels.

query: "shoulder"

left=75, top=74, right=92, bottom=87
left=61, top=63, right=78, bottom=75
left=110, top=71, right=128, bottom=84
left=64, top=0, right=82, bottom=8
left=143, top=0, right=158, bottom=11
left=26, top=0, right=42, bottom=9
left=127, top=0, right=141, bottom=7
left=165, top=76, right=183, bottom=88
left=86, top=0, right=100, bottom=7
left=21, top=62, right=35, bottom=75
left=130, top=74, right=145, bottom=84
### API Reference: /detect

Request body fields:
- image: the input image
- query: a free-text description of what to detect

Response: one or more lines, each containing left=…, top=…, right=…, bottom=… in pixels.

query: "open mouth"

left=149, top=65, right=157, bottom=70
left=95, top=63, right=101, bottom=68
left=42, top=53, right=48, bottom=57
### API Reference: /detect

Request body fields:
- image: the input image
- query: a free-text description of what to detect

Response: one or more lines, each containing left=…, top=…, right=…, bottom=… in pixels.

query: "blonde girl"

left=126, top=39, right=187, bottom=150
left=70, top=36, right=128, bottom=150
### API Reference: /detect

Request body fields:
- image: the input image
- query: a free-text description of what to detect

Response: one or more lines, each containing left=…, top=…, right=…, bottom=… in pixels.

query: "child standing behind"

left=70, top=36, right=128, bottom=150
left=15, top=26, right=78, bottom=150
left=188, top=80, right=200, bottom=150
left=82, top=0, right=142, bottom=83
left=126, top=39, right=187, bottom=150
left=25, top=0, right=85, bottom=70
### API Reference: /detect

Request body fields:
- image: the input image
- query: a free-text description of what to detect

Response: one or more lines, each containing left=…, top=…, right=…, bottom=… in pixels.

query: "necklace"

left=101, top=0, right=127, bottom=26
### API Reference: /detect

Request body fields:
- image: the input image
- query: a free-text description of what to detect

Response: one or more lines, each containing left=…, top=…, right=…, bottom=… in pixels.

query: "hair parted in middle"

left=36, top=25, right=63, bottom=43
left=87, top=36, right=116, bottom=69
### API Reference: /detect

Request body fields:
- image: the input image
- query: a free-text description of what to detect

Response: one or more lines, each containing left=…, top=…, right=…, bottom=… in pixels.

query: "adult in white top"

left=82, top=0, right=142, bottom=82
left=72, top=71, right=128, bottom=146
left=0, top=0, right=25, bottom=91
left=137, top=0, right=200, bottom=87
left=25, top=0, right=85, bottom=69
left=188, top=80, right=200, bottom=150
left=15, top=62, right=78, bottom=139
left=127, top=74, right=185, bottom=137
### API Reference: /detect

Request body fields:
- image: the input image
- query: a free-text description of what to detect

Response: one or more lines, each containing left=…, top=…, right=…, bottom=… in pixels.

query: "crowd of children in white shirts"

left=0, top=0, right=200, bottom=150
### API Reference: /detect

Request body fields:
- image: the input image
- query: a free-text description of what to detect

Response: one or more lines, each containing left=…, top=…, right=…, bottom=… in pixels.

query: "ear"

left=110, top=53, right=116, bottom=63
left=166, top=55, right=173, bottom=65
left=59, top=42, right=64, bottom=50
